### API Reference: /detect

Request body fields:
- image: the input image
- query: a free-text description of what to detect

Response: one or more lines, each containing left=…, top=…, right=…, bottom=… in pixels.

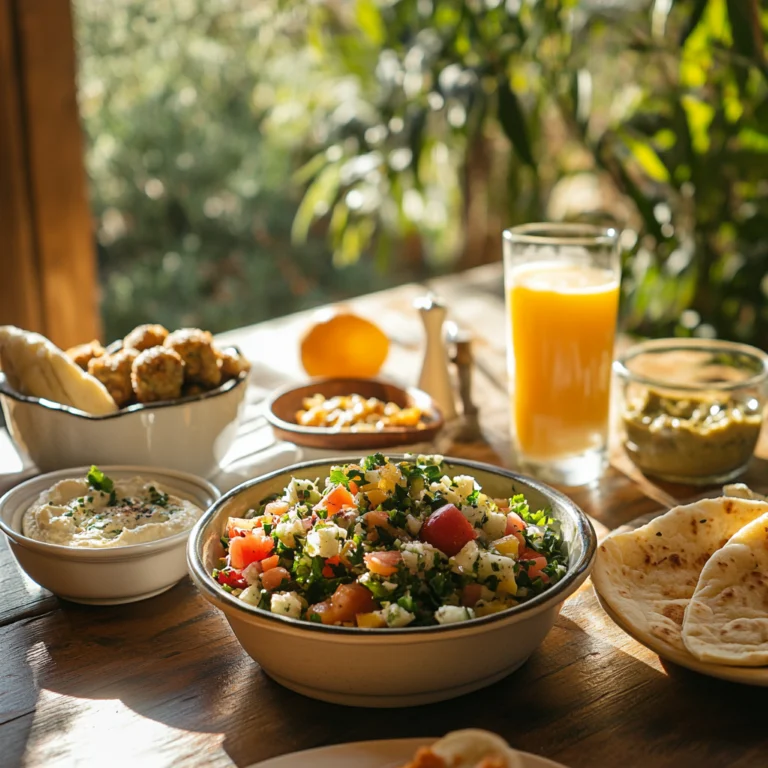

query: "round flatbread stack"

left=592, top=496, right=768, bottom=657
left=683, top=512, right=768, bottom=666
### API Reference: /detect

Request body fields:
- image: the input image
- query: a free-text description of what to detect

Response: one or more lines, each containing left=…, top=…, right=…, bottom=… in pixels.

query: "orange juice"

left=509, top=262, right=619, bottom=460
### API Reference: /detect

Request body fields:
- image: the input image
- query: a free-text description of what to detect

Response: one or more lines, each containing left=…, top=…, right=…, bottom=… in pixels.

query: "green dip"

left=623, top=390, right=763, bottom=482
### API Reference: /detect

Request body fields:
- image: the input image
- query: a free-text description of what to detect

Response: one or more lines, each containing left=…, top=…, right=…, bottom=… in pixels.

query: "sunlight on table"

left=25, top=689, right=227, bottom=768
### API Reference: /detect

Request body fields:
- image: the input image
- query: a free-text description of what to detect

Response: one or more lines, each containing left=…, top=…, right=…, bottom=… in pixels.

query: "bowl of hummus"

left=0, top=465, right=220, bottom=604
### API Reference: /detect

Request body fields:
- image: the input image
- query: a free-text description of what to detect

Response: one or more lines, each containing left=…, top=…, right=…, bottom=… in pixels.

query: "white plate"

left=594, top=588, right=768, bottom=687
left=249, top=738, right=569, bottom=768
left=593, top=509, right=768, bottom=687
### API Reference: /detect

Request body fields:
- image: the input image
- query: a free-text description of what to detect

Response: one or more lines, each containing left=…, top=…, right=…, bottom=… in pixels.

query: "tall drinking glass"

left=503, top=223, right=620, bottom=486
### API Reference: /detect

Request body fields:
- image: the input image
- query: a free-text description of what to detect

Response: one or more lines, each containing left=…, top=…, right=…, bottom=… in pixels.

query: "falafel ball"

left=66, top=339, right=106, bottom=371
left=131, top=347, right=185, bottom=403
left=163, top=328, right=221, bottom=388
left=123, top=323, right=169, bottom=352
left=87, top=348, right=138, bottom=408
left=215, top=347, right=251, bottom=381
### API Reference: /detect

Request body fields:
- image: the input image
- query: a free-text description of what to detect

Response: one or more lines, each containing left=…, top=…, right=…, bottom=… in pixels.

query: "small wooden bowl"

left=265, top=378, right=444, bottom=450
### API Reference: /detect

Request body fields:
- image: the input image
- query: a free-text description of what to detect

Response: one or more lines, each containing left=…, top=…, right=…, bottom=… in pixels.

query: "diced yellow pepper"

left=361, top=482, right=379, bottom=492
left=493, top=534, right=519, bottom=557
left=356, top=612, right=386, bottom=628
left=475, top=601, right=509, bottom=617
left=497, top=575, right=518, bottom=596
left=366, top=489, right=388, bottom=508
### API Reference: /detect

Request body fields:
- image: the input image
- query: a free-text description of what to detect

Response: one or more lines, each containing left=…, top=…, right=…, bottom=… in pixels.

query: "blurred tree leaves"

left=76, top=0, right=768, bottom=347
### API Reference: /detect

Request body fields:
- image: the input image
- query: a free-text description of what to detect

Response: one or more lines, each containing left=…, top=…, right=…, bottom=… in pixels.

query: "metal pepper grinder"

left=414, top=293, right=457, bottom=421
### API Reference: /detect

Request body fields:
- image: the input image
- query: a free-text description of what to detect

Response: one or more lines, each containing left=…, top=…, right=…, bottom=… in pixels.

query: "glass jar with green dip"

left=614, top=339, right=768, bottom=485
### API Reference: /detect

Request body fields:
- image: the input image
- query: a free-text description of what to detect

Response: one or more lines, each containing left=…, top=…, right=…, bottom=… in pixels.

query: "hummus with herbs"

left=22, top=467, right=203, bottom=547
left=623, top=390, right=762, bottom=480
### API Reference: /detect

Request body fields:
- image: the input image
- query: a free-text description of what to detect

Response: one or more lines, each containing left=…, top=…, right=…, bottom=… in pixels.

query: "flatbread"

left=0, top=326, right=117, bottom=415
left=683, top=512, right=768, bottom=666
left=724, top=484, right=768, bottom=502
left=592, top=497, right=768, bottom=653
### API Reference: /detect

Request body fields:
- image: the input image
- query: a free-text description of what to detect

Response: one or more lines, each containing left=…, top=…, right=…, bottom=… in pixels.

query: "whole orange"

left=299, top=311, right=389, bottom=378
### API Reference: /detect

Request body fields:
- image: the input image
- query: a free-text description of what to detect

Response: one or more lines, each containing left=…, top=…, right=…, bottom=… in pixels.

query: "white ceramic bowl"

left=187, top=456, right=596, bottom=707
left=0, top=369, right=248, bottom=477
left=0, top=465, right=220, bottom=604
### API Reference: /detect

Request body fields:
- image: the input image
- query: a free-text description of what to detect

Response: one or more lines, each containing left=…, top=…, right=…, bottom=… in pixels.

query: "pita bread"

left=724, top=484, right=768, bottom=502
left=592, top=497, right=768, bottom=652
left=682, top=512, right=768, bottom=666
left=0, top=326, right=117, bottom=415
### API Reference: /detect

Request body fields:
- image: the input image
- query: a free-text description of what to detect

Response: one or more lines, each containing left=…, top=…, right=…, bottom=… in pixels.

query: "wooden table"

left=3, top=265, right=768, bottom=768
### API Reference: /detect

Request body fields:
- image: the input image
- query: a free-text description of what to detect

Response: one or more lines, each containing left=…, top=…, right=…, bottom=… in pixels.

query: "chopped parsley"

left=213, top=454, right=568, bottom=628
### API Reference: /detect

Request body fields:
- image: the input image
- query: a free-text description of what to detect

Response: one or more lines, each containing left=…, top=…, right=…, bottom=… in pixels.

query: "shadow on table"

left=11, top=581, right=768, bottom=768
left=6, top=568, right=768, bottom=768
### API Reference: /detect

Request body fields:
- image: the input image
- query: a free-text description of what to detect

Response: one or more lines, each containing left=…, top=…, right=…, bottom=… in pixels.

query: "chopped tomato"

left=364, top=551, right=401, bottom=577
left=505, top=511, right=527, bottom=549
left=308, top=583, right=378, bottom=625
left=461, top=582, right=484, bottom=607
left=226, top=517, right=259, bottom=539
left=363, top=510, right=393, bottom=541
left=320, top=485, right=356, bottom=516
left=261, top=566, right=292, bottom=591
left=216, top=568, right=247, bottom=590
left=322, top=555, right=340, bottom=578
left=261, top=554, right=279, bottom=572
left=522, top=552, right=549, bottom=583
left=420, top=503, right=477, bottom=557
left=349, top=480, right=360, bottom=495
left=363, top=510, right=390, bottom=529
left=228, top=531, right=274, bottom=570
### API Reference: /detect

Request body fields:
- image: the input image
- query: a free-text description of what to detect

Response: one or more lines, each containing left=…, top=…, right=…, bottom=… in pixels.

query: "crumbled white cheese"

left=405, top=514, right=422, bottom=536
left=382, top=602, right=415, bottom=628
left=477, top=551, right=516, bottom=584
left=305, top=523, right=347, bottom=558
left=449, top=540, right=479, bottom=574
left=270, top=591, right=302, bottom=618
left=275, top=516, right=305, bottom=548
left=239, top=585, right=262, bottom=606
left=482, top=510, right=507, bottom=540
left=400, top=541, right=440, bottom=574
left=435, top=605, right=475, bottom=625
left=460, top=504, right=485, bottom=526
left=282, top=478, right=320, bottom=506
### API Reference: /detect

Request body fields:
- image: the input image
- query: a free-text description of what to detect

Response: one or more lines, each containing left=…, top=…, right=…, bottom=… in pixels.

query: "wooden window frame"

left=0, top=0, right=99, bottom=348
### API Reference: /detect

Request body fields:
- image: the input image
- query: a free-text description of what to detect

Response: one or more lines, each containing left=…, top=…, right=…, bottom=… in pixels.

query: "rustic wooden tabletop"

left=2, top=264, right=768, bottom=768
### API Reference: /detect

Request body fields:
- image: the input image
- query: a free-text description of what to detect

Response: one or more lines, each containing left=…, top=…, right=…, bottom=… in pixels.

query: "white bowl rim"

left=0, top=352, right=248, bottom=422
left=188, top=454, right=597, bottom=636
left=0, top=464, right=221, bottom=560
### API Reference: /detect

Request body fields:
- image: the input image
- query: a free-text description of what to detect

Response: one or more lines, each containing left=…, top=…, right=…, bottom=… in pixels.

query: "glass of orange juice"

left=503, top=223, right=620, bottom=485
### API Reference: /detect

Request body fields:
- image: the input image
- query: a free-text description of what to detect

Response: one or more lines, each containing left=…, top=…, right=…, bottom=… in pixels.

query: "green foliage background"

left=76, top=0, right=768, bottom=346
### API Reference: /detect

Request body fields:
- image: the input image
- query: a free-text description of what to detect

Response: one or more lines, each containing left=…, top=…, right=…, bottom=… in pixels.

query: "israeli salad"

left=212, top=454, right=567, bottom=628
